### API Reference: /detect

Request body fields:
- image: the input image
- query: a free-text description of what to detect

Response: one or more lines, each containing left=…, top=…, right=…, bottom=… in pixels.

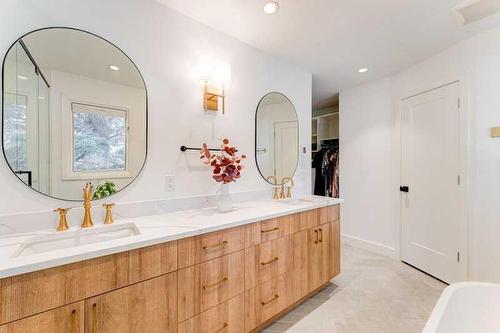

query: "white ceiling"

left=22, top=29, right=145, bottom=89
left=156, top=0, right=500, bottom=108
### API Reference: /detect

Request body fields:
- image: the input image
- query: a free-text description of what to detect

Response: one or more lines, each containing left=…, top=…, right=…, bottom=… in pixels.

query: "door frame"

left=397, top=80, right=470, bottom=281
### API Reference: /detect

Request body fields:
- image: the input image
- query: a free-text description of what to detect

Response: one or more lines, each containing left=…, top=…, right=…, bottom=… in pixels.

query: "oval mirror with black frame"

left=2, top=27, right=147, bottom=201
left=255, top=92, right=299, bottom=185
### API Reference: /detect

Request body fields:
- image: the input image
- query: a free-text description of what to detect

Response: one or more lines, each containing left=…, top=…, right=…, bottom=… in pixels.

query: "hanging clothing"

left=312, top=148, right=328, bottom=196
left=312, top=146, right=339, bottom=198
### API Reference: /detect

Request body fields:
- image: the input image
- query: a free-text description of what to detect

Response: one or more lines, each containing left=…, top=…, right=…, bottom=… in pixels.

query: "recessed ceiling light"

left=109, top=65, right=120, bottom=71
left=17, top=75, right=28, bottom=80
left=264, top=1, right=279, bottom=14
left=358, top=68, right=368, bottom=73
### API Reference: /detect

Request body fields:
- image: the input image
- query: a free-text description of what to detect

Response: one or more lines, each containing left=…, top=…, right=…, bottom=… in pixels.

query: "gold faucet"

left=103, top=203, right=115, bottom=224
left=54, top=208, right=71, bottom=232
left=266, top=176, right=279, bottom=200
left=82, top=182, right=94, bottom=228
left=281, top=177, right=295, bottom=198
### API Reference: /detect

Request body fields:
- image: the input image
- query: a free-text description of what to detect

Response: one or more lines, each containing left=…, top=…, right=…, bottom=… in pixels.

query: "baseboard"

left=341, top=233, right=399, bottom=259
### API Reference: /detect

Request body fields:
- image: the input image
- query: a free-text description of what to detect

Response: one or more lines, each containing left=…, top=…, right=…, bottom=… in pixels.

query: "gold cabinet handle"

left=213, top=323, right=229, bottom=333
left=203, top=276, right=228, bottom=290
left=261, top=257, right=279, bottom=266
left=203, top=240, right=228, bottom=250
left=261, top=226, right=279, bottom=233
left=314, top=229, right=319, bottom=244
left=261, top=294, right=279, bottom=306
left=319, top=228, right=323, bottom=243
left=91, top=303, right=97, bottom=333
left=70, top=309, right=77, bottom=333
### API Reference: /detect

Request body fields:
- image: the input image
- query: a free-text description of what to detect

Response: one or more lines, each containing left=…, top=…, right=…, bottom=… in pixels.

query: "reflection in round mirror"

left=2, top=28, right=147, bottom=201
left=255, top=92, right=299, bottom=185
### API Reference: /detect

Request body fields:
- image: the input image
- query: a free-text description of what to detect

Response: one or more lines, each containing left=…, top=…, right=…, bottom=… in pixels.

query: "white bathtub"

left=423, top=282, right=500, bottom=333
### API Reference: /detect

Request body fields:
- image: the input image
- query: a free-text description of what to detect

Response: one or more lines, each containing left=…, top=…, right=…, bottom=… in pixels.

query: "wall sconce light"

left=197, top=55, right=231, bottom=114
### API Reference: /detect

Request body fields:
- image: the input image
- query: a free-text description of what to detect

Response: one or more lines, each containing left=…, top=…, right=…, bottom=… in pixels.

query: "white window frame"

left=61, top=98, right=132, bottom=180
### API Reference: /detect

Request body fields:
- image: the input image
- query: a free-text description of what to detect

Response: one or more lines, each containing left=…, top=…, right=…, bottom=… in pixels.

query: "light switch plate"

left=165, top=175, right=176, bottom=192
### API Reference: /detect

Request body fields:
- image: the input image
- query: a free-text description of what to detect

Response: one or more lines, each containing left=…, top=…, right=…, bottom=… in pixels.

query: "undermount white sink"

left=11, top=223, right=140, bottom=258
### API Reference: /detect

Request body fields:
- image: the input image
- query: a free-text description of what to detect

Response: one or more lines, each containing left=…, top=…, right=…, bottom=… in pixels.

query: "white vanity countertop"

left=0, top=196, right=342, bottom=278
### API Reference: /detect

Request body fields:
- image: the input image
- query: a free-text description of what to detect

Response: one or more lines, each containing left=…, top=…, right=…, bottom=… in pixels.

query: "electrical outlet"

left=165, top=175, right=176, bottom=192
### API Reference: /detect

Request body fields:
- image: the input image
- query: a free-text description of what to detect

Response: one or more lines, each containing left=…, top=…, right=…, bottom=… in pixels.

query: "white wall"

left=0, top=0, right=311, bottom=215
left=340, top=78, right=398, bottom=258
left=340, top=25, right=500, bottom=282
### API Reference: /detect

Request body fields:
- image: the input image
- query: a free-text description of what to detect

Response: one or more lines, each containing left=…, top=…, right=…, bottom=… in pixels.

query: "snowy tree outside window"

left=4, top=93, right=28, bottom=171
left=72, top=103, right=127, bottom=172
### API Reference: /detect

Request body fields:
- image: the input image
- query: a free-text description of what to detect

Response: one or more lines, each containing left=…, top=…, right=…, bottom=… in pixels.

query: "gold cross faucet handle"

left=54, top=208, right=71, bottom=232
left=103, top=203, right=115, bottom=225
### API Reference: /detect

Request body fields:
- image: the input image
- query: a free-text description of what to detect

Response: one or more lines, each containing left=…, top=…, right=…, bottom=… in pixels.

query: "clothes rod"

left=180, top=145, right=238, bottom=152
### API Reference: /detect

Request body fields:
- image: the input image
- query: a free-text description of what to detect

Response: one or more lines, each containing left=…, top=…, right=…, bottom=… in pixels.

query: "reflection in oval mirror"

left=2, top=28, right=147, bottom=201
left=255, top=92, right=299, bottom=185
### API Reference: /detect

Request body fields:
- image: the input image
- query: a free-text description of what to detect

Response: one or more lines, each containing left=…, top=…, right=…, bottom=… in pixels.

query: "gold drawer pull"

left=319, top=228, right=323, bottom=243
left=91, top=303, right=97, bottom=333
left=71, top=309, right=77, bottom=333
left=261, top=257, right=279, bottom=266
left=261, top=226, right=279, bottom=233
left=203, top=276, right=228, bottom=290
left=261, top=294, right=279, bottom=306
left=314, top=229, right=319, bottom=244
left=213, top=323, right=229, bottom=333
left=203, top=240, right=228, bottom=250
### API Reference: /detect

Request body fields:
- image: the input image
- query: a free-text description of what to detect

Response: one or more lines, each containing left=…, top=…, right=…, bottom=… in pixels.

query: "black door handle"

left=400, top=186, right=409, bottom=193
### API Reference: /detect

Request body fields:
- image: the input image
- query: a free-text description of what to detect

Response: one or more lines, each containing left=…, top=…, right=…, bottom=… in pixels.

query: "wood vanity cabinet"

left=0, top=303, right=84, bottom=333
left=0, top=205, right=340, bottom=333
left=85, top=273, right=177, bottom=333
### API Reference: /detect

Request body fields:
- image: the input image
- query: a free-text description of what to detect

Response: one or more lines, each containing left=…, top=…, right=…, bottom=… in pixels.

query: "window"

left=3, top=93, right=28, bottom=171
left=71, top=102, right=127, bottom=173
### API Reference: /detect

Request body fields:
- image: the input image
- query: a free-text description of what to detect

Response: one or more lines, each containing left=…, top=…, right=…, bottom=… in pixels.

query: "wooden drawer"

left=244, top=273, right=291, bottom=331
left=0, top=302, right=84, bottom=333
left=178, top=250, right=245, bottom=322
left=85, top=272, right=177, bottom=333
left=319, top=205, right=340, bottom=224
left=297, top=209, right=319, bottom=231
left=245, top=235, right=290, bottom=290
left=0, top=241, right=177, bottom=325
left=245, top=215, right=294, bottom=247
left=178, top=294, right=244, bottom=333
left=178, top=226, right=245, bottom=269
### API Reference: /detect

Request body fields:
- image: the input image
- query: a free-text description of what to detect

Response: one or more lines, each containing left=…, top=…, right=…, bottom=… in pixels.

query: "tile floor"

left=263, top=244, right=446, bottom=333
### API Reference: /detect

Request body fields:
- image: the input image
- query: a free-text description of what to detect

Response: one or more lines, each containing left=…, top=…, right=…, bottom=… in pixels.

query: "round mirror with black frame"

left=255, top=92, right=299, bottom=185
left=2, top=27, right=148, bottom=201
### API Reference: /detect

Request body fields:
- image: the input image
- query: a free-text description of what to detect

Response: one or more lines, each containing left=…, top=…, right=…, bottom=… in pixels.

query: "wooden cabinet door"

left=308, top=221, right=340, bottom=291
left=331, top=219, right=341, bottom=278
left=318, top=222, right=334, bottom=285
left=0, top=302, right=83, bottom=333
left=308, top=227, right=323, bottom=292
left=85, top=273, right=177, bottom=333
left=290, top=230, right=309, bottom=302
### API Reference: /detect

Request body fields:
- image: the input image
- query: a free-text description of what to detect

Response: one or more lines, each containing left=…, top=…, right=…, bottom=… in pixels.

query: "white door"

left=274, top=121, right=298, bottom=181
left=401, top=82, right=464, bottom=283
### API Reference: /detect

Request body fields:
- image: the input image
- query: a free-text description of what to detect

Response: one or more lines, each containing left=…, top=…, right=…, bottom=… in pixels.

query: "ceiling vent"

left=453, top=0, right=500, bottom=26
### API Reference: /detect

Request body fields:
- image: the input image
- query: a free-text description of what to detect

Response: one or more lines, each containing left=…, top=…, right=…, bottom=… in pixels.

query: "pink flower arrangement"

left=200, top=138, right=246, bottom=184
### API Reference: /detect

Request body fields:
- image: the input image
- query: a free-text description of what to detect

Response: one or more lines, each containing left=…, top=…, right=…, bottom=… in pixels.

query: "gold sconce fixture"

left=197, top=55, right=231, bottom=114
